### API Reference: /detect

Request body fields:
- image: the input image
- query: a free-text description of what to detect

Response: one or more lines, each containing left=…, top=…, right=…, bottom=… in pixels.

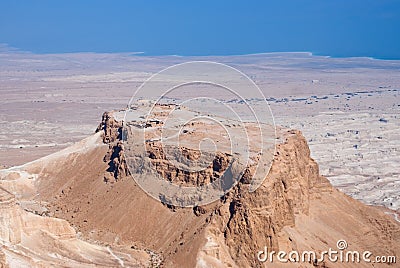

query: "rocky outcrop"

left=96, top=112, right=129, bottom=182
left=147, top=143, right=233, bottom=187
left=98, top=111, right=235, bottom=188
left=96, top=111, right=123, bottom=144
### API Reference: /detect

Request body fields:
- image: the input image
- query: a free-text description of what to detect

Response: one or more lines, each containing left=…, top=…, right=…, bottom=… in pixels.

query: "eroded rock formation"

left=0, top=108, right=398, bottom=267
left=81, top=110, right=399, bottom=267
left=97, top=111, right=129, bottom=182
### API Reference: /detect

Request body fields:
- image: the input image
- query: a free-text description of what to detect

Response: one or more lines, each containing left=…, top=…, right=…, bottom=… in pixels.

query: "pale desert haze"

left=0, top=46, right=399, bottom=267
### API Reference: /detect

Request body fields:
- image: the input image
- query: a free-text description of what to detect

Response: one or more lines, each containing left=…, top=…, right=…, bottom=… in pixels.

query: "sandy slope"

left=0, top=134, right=152, bottom=267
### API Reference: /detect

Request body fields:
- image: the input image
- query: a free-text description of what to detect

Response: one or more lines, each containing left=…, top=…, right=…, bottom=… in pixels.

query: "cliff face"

left=96, top=112, right=129, bottom=182
left=204, top=130, right=327, bottom=267
left=1, top=110, right=398, bottom=267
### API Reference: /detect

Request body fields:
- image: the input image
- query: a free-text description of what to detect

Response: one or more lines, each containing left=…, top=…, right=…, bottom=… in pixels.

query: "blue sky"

left=0, top=0, right=399, bottom=59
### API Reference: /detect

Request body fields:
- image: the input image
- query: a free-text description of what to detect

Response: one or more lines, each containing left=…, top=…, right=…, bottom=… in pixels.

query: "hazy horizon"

left=2, top=43, right=400, bottom=63
left=1, top=1, right=399, bottom=60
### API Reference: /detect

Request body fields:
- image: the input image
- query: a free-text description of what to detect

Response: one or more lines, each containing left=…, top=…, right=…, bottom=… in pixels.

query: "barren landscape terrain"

left=0, top=48, right=399, bottom=267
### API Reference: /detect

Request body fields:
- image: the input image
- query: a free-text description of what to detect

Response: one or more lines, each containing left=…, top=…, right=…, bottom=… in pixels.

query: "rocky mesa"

left=0, top=104, right=399, bottom=267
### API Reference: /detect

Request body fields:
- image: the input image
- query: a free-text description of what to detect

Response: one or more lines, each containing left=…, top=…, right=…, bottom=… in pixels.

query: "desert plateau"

left=0, top=48, right=399, bottom=267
